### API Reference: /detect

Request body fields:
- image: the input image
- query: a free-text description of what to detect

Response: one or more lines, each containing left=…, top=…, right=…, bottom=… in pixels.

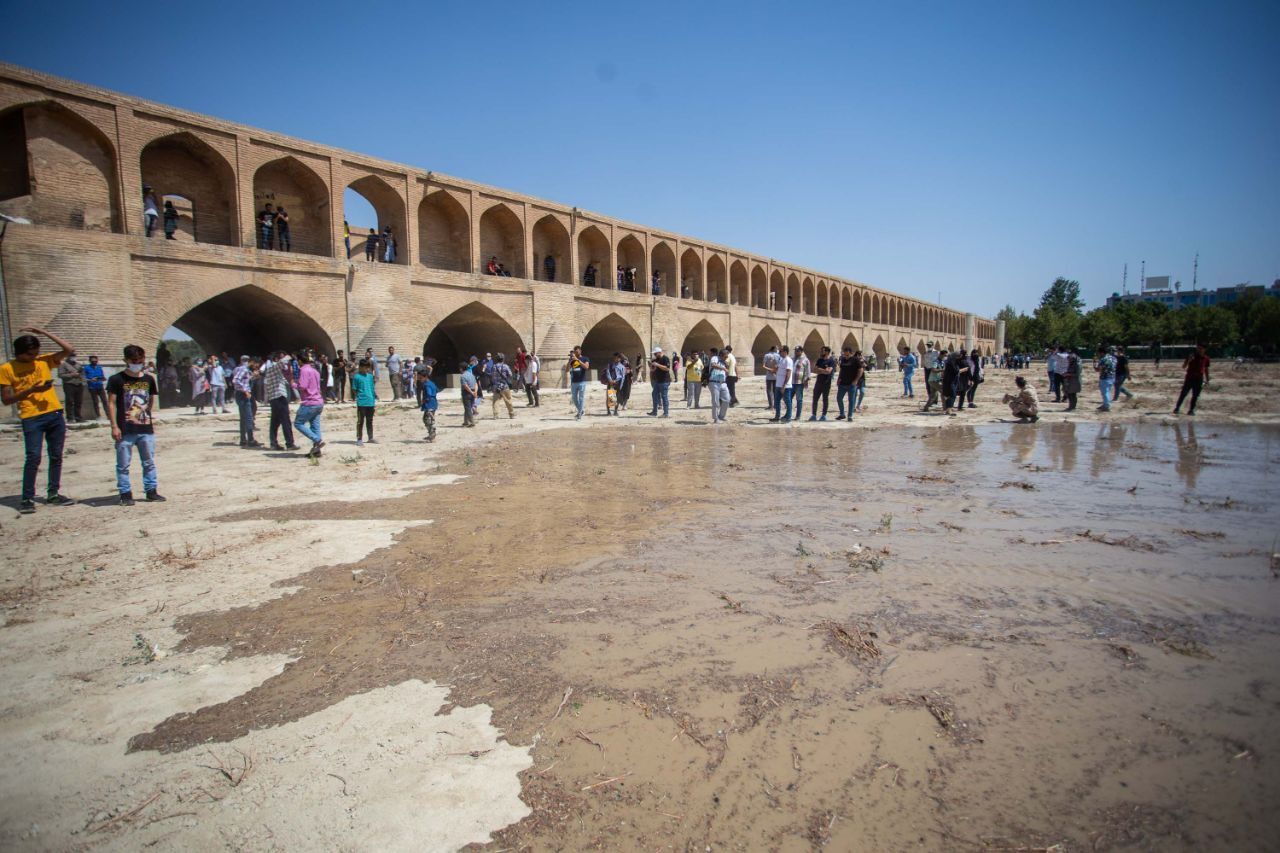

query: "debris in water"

left=821, top=620, right=881, bottom=661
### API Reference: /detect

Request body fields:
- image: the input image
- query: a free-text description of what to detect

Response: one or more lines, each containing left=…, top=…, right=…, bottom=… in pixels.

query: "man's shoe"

left=356, top=439, right=364, bottom=447
left=769, top=417, right=780, bottom=422
left=820, top=415, right=827, bottom=421
left=145, top=490, right=166, bottom=502
left=808, top=415, right=817, bottom=422
left=46, top=494, right=76, bottom=506
left=119, top=492, right=135, bottom=507
left=270, top=444, right=284, bottom=451
left=1030, top=415, right=1040, bottom=422
left=285, top=444, right=301, bottom=451
left=18, top=500, right=35, bottom=514
left=243, top=440, right=262, bottom=448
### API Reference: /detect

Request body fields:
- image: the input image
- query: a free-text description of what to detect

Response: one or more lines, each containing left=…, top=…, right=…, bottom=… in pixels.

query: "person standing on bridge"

left=275, top=206, right=291, bottom=251
left=259, top=203, right=276, bottom=250
left=143, top=187, right=159, bottom=238
left=1, top=327, right=79, bottom=514
left=544, top=253, right=556, bottom=282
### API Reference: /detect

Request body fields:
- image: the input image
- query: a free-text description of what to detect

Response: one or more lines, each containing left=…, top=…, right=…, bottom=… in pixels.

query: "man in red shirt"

left=1172, top=343, right=1211, bottom=416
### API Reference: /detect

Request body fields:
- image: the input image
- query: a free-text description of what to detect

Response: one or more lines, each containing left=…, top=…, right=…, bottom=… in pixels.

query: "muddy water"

left=134, top=422, right=1280, bottom=850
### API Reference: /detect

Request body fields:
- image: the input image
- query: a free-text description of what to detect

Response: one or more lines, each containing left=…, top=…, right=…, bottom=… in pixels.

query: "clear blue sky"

left=3, top=0, right=1277, bottom=317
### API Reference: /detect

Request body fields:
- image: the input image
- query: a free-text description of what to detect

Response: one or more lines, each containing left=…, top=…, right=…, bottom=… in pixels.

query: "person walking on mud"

left=490, top=353, right=516, bottom=419
left=1094, top=346, right=1118, bottom=412
left=1172, top=343, right=1210, bottom=416
left=603, top=352, right=626, bottom=416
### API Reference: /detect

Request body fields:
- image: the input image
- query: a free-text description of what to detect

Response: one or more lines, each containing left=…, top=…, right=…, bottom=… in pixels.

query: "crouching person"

left=1002, top=376, right=1040, bottom=423
left=108, top=345, right=165, bottom=505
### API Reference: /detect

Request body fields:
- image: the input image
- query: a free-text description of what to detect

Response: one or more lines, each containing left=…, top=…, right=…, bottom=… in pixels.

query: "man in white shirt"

left=386, top=347, right=402, bottom=400
left=522, top=350, right=540, bottom=407
left=790, top=346, right=811, bottom=423
left=770, top=346, right=794, bottom=422
left=762, top=345, right=780, bottom=409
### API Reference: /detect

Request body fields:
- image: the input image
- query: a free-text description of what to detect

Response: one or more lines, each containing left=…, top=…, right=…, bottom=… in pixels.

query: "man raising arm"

left=0, top=326, right=77, bottom=513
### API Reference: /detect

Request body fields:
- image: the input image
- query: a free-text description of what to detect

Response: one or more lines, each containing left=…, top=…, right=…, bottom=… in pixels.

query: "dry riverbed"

left=1, top=364, right=1278, bottom=851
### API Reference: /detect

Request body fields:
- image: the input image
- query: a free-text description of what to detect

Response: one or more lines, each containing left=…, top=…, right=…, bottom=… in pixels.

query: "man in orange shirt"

left=0, top=326, right=78, bottom=514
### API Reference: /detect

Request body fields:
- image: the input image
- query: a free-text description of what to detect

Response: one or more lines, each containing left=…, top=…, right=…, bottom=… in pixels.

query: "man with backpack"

left=490, top=353, right=516, bottom=419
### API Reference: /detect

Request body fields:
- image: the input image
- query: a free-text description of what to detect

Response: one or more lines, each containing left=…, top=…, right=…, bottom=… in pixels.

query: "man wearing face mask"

left=107, top=345, right=164, bottom=505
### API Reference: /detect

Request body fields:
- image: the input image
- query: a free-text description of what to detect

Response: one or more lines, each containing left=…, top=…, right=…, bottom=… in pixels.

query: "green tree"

left=1244, top=298, right=1280, bottom=354
left=1166, top=306, right=1236, bottom=346
left=1079, top=308, right=1124, bottom=348
left=1039, top=277, right=1085, bottom=314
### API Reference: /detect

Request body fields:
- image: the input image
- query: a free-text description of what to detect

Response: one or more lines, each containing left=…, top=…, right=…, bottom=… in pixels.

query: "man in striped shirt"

left=262, top=352, right=298, bottom=451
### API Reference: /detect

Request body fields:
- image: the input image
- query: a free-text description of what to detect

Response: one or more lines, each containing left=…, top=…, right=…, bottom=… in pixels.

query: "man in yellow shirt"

left=0, top=326, right=78, bottom=514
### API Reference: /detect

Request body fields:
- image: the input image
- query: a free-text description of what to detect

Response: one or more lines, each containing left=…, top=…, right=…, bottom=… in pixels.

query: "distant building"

left=1106, top=281, right=1280, bottom=310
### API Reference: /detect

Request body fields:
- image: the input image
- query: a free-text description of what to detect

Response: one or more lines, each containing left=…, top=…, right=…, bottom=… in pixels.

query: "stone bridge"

left=0, top=64, right=1000, bottom=384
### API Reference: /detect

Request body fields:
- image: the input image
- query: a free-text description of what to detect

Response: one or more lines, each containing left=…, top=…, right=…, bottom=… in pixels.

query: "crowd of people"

left=4, top=325, right=1217, bottom=517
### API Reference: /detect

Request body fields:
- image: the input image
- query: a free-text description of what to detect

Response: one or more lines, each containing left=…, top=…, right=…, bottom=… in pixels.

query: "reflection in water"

left=1045, top=422, right=1078, bottom=474
left=1002, top=423, right=1038, bottom=466
left=1173, top=421, right=1203, bottom=490
left=1090, top=423, right=1127, bottom=479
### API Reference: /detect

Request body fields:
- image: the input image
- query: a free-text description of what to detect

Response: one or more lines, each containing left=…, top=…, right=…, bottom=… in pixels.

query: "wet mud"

left=130, top=421, right=1280, bottom=850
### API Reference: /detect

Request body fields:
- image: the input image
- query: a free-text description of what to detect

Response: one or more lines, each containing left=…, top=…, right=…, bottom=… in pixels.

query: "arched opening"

left=750, top=265, right=767, bottom=308
left=816, top=282, right=828, bottom=317
left=651, top=241, right=677, bottom=297
left=577, top=224, right=609, bottom=287
left=417, top=190, right=470, bottom=271
left=896, top=337, right=910, bottom=360
left=802, top=329, right=825, bottom=357
left=681, top=319, right=724, bottom=355
left=423, top=302, right=526, bottom=386
left=161, top=285, right=333, bottom=402
left=479, top=203, right=524, bottom=278
left=680, top=248, right=704, bottom=300
left=770, top=270, right=786, bottom=312
left=842, top=333, right=859, bottom=354
left=253, top=156, right=331, bottom=256
left=344, top=175, right=407, bottom=264
left=917, top=340, right=928, bottom=358
left=581, top=313, right=645, bottom=379
left=841, top=288, right=852, bottom=321
left=616, top=234, right=646, bottom=292
left=789, top=274, right=802, bottom=313
left=140, top=132, right=235, bottom=246
left=532, top=214, right=570, bottom=283
left=872, top=335, right=889, bottom=365
left=802, top=278, right=815, bottom=315
left=0, top=102, right=121, bottom=232
left=707, top=255, right=728, bottom=304
left=856, top=291, right=867, bottom=323
left=870, top=295, right=880, bottom=325
left=729, top=259, right=748, bottom=306
left=751, top=325, right=782, bottom=375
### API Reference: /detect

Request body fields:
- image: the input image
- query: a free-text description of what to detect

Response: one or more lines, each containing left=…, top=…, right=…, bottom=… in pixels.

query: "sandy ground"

left=0, top=363, right=1278, bottom=851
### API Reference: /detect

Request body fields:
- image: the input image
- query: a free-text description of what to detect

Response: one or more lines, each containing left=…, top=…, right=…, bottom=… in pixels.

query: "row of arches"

left=164, top=285, right=985, bottom=395
left=0, top=99, right=969, bottom=335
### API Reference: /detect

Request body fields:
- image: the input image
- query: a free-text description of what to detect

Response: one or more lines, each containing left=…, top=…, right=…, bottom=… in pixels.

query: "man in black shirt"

left=809, top=346, right=835, bottom=421
left=106, top=344, right=164, bottom=506
left=835, top=347, right=862, bottom=420
left=568, top=346, right=590, bottom=419
left=647, top=347, right=671, bottom=417
left=1113, top=346, right=1133, bottom=401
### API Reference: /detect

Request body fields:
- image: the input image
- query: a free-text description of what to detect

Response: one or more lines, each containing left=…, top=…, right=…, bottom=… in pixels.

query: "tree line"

left=996, top=278, right=1280, bottom=358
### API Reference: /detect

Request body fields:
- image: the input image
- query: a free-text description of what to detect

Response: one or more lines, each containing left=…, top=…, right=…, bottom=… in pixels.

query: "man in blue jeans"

left=107, top=345, right=165, bottom=506
left=647, top=347, right=672, bottom=417
left=567, top=346, right=591, bottom=419
left=0, top=326, right=78, bottom=514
